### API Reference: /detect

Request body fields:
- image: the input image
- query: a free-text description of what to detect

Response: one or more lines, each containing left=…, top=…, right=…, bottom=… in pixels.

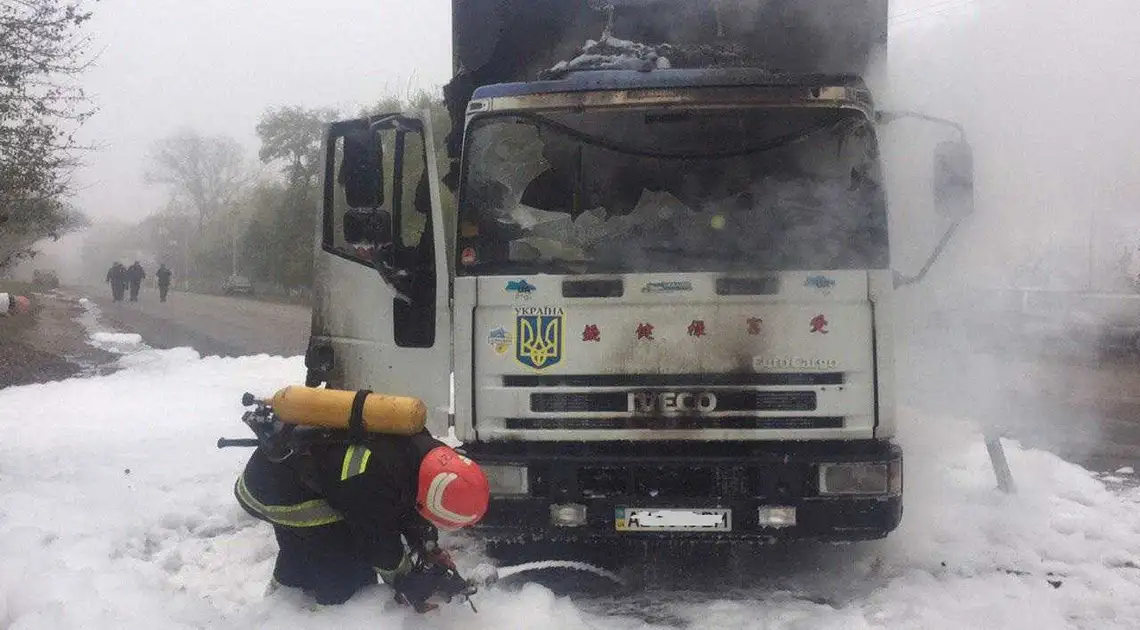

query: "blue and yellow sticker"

left=615, top=507, right=628, bottom=531
left=515, top=306, right=564, bottom=370
left=506, top=279, right=536, bottom=298
left=487, top=326, right=512, bottom=356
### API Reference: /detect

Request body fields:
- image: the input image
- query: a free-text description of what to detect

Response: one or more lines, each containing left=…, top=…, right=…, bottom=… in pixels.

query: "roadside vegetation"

left=0, top=1, right=96, bottom=270
left=78, top=91, right=450, bottom=304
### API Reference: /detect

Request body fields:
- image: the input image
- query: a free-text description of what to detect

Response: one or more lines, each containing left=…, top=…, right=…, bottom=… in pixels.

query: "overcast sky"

left=61, top=0, right=1140, bottom=288
left=33, top=0, right=1140, bottom=293
left=74, top=0, right=964, bottom=226
left=73, top=0, right=452, bottom=224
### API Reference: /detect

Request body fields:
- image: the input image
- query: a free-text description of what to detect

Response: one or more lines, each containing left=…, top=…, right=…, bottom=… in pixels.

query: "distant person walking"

left=105, top=262, right=127, bottom=302
left=126, top=261, right=146, bottom=302
left=156, top=264, right=173, bottom=303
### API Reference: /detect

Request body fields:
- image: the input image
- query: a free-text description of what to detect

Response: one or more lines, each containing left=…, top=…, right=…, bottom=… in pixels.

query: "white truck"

left=303, top=0, right=973, bottom=549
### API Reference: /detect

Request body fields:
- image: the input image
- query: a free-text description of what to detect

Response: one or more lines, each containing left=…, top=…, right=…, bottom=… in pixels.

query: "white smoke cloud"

left=886, top=0, right=1140, bottom=286
left=884, top=0, right=1140, bottom=469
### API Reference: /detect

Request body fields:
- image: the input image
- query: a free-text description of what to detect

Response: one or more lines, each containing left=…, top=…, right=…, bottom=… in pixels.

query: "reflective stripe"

left=424, top=472, right=477, bottom=525
left=340, top=445, right=372, bottom=481
left=375, top=552, right=412, bottom=584
left=235, top=474, right=344, bottom=527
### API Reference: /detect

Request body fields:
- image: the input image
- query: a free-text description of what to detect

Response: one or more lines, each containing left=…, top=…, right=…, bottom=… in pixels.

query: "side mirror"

left=343, top=208, right=393, bottom=246
left=933, top=140, right=974, bottom=219
left=339, top=129, right=384, bottom=208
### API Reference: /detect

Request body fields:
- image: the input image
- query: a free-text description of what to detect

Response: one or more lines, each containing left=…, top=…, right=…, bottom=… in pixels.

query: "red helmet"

left=416, top=446, right=490, bottom=530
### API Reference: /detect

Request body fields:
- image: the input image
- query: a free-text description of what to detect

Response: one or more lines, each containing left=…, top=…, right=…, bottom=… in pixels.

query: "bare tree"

left=145, top=130, right=254, bottom=238
left=0, top=0, right=97, bottom=269
left=256, top=106, right=337, bottom=189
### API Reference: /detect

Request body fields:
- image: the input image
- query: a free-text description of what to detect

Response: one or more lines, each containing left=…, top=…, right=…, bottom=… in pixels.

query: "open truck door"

left=306, top=113, right=453, bottom=436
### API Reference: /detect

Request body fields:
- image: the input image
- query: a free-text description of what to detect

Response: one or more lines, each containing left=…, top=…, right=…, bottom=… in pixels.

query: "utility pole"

left=231, top=209, right=239, bottom=276
left=231, top=221, right=238, bottom=276
left=1087, top=208, right=1096, bottom=293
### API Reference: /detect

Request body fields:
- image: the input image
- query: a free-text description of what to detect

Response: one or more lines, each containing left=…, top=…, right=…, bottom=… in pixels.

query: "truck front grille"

left=530, top=391, right=817, bottom=413
left=502, top=373, right=844, bottom=387
left=505, top=417, right=844, bottom=430
left=570, top=464, right=812, bottom=499
left=530, top=392, right=628, bottom=413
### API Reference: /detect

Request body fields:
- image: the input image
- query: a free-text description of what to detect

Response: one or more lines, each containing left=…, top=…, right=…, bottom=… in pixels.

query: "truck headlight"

left=482, top=464, right=529, bottom=496
left=818, top=462, right=897, bottom=496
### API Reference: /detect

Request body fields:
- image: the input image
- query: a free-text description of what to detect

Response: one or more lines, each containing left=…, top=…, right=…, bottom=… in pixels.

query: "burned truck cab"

left=307, top=0, right=973, bottom=549
left=450, top=69, right=903, bottom=542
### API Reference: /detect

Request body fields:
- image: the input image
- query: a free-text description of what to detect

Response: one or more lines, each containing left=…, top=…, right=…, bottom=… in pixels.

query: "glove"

left=421, top=541, right=456, bottom=572
left=392, top=562, right=474, bottom=614
left=392, top=569, right=444, bottom=613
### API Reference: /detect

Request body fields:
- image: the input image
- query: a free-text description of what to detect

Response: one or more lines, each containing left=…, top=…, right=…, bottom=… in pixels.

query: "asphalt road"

left=82, top=287, right=311, bottom=358
left=900, top=335, right=1140, bottom=474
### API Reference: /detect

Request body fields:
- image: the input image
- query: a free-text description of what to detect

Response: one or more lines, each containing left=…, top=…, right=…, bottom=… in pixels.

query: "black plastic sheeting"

left=443, top=0, right=888, bottom=166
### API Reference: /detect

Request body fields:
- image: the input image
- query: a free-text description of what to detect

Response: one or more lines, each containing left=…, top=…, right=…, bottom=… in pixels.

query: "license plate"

left=615, top=507, right=732, bottom=532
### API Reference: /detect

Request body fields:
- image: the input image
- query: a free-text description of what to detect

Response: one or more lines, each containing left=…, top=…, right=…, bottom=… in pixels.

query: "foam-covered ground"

left=1, top=312, right=1138, bottom=629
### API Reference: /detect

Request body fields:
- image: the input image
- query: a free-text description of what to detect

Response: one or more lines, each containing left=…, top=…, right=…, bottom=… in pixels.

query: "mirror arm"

left=894, top=217, right=965, bottom=288
left=367, top=114, right=403, bottom=134
left=369, top=114, right=423, bottom=135
left=878, top=110, right=968, bottom=143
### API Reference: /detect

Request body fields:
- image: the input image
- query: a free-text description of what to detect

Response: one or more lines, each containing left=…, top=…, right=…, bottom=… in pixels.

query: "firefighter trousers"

left=235, top=449, right=377, bottom=604
left=270, top=522, right=378, bottom=604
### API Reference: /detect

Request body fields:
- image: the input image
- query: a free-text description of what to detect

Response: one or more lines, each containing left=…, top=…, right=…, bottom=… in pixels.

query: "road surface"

left=900, top=335, right=1140, bottom=474
left=82, top=287, right=310, bottom=358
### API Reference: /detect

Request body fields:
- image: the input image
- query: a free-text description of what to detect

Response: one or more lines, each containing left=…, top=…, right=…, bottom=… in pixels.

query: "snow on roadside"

left=76, top=297, right=150, bottom=357
left=0, top=342, right=1138, bottom=628
left=89, top=332, right=147, bottom=354
left=0, top=346, right=304, bottom=629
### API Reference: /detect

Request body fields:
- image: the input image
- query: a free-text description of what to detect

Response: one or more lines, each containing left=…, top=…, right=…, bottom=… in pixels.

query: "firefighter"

left=234, top=429, right=490, bottom=610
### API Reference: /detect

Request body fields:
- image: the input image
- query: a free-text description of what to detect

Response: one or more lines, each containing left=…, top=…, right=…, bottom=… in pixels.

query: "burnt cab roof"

left=469, top=68, right=873, bottom=108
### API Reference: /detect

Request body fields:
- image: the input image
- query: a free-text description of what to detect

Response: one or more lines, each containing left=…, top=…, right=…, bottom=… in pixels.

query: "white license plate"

left=615, top=508, right=732, bottom=532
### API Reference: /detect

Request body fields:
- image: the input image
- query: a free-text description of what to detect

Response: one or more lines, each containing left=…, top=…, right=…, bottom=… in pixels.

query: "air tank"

left=269, top=386, right=427, bottom=435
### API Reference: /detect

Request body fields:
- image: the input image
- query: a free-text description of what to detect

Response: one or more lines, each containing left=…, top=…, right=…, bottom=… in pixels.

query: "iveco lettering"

left=628, top=392, right=718, bottom=414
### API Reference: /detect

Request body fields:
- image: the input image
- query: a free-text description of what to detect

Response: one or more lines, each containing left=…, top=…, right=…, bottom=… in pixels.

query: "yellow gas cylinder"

left=269, top=386, right=426, bottom=435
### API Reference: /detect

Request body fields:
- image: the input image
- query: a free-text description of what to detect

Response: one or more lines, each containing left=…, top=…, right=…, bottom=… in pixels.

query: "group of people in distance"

left=105, top=261, right=173, bottom=303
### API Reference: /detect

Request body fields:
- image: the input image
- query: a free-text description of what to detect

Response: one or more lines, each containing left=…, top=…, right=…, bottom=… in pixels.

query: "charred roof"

left=470, top=68, right=870, bottom=101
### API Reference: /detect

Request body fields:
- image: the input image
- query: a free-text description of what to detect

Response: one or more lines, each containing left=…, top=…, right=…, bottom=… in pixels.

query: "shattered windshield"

left=456, top=106, right=888, bottom=274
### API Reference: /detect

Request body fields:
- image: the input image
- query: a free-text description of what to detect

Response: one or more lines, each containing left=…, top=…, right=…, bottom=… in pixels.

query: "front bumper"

left=466, top=440, right=903, bottom=543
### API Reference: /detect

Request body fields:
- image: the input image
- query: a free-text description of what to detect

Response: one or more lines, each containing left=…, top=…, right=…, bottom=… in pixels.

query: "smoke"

left=883, top=0, right=1140, bottom=471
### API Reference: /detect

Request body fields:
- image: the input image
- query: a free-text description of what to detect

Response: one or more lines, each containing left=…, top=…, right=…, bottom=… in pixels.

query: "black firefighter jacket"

left=235, top=430, right=444, bottom=573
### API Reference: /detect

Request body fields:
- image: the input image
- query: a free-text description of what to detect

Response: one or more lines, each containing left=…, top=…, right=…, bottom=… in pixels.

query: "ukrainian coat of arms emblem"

left=515, top=307, right=564, bottom=369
